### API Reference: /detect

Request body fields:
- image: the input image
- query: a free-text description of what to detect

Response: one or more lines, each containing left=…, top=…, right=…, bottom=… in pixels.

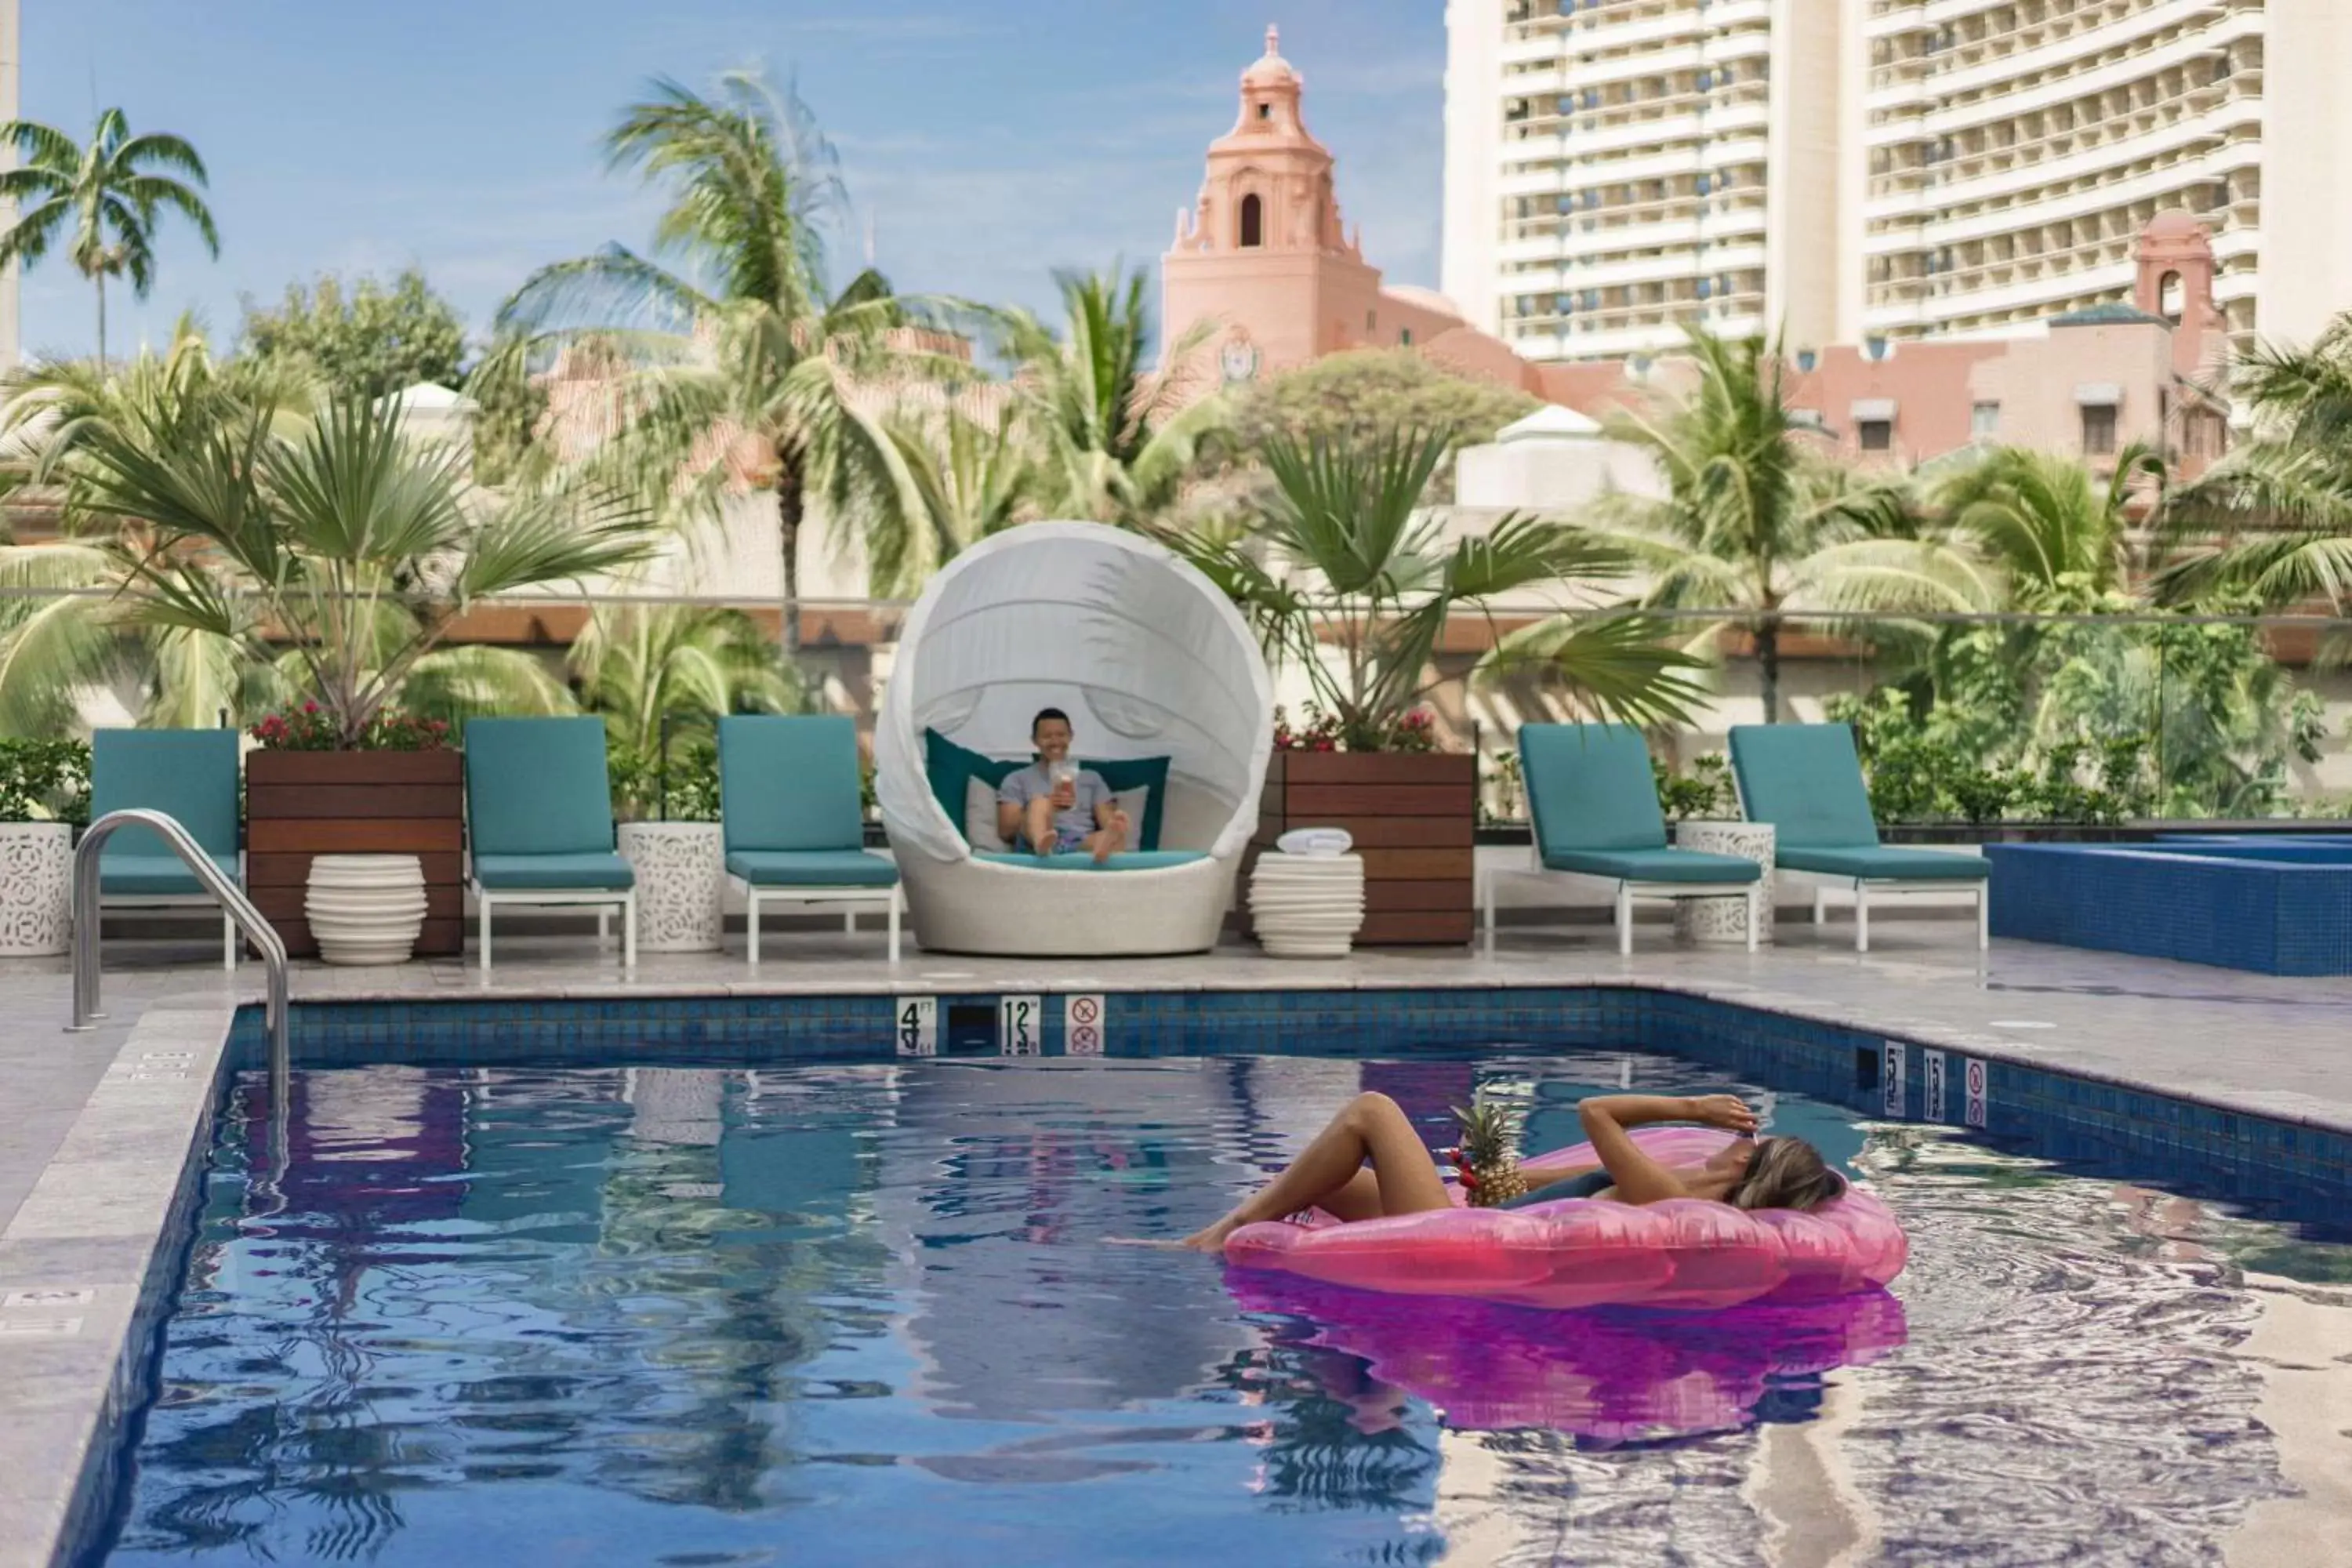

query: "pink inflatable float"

left=1224, top=1127, right=1907, bottom=1311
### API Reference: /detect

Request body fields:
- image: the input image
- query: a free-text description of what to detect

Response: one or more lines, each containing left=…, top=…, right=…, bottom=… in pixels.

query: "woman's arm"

left=1576, top=1094, right=1757, bottom=1204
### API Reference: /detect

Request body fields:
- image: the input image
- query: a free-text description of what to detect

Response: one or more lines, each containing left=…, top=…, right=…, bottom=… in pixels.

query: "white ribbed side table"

left=0, top=822, right=72, bottom=956
left=306, top=854, right=427, bottom=965
left=619, top=822, right=724, bottom=953
left=1672, top=821, right=1775, bottom=946
left=1249, top=852, right=1367, bottom=958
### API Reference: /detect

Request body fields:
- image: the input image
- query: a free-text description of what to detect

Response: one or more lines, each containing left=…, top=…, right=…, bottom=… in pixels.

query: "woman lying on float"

left=1181, top=1092, right=1842, bottom=1251
left=1171, top=1092, right=1901, bottom=1312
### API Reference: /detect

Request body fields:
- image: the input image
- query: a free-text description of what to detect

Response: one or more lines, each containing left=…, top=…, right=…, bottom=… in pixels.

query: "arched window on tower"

left=2158, top=270, right=2183, bottom=324
left=1240, top=193, right=1264, bottom=249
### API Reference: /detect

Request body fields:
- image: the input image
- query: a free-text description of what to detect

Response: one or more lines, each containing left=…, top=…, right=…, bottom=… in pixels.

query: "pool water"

left=96, top=1051, right=2352, bottom=1566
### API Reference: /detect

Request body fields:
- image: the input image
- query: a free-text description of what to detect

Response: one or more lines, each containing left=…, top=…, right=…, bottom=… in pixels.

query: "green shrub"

left=1653, top=753, right=1734, bottom=821
left=0, top=738, right=92, bottom=825
left=608, top=735, right=719, bottom=822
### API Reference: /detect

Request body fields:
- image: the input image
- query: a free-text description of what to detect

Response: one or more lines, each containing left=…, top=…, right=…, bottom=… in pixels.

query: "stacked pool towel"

left=1276, top=827, right=1355, bottom=857
left=1250, top=835, right=1366, bottom=957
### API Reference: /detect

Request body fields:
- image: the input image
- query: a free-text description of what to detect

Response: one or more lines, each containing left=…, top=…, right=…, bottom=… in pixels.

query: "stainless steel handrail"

left=67, top=809, right=292, bottom=1145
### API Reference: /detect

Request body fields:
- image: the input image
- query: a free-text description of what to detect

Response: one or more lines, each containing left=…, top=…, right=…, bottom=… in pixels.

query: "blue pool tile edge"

left=225, top=983, right=2352, bottom=1197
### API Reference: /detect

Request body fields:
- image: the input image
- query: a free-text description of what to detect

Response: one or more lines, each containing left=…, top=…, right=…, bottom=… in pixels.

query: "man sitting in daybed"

left=997, top=708, right=1133, bottom=865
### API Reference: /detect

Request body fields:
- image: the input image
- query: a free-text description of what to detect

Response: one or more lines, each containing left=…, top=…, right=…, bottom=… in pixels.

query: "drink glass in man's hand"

left=1049, top=759, right=1078, bottom=808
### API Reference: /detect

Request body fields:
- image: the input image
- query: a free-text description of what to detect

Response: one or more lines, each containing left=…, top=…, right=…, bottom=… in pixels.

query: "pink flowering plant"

left=1172, top=428, right=1704, bottom=753
left=1272, top=701, right=1437, bottom=754
left=250, top=702, right=449, bottom=752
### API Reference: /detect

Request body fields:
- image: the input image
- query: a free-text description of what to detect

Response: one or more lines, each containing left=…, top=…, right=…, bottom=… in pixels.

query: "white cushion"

left=965, top=776, right=1010, bottom=851
left=1110, top=786, right=1149, bottom=851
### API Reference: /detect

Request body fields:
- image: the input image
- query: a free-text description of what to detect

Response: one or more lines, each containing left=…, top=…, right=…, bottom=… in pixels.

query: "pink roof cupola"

left=1171, top=24, right=1358, bottom=260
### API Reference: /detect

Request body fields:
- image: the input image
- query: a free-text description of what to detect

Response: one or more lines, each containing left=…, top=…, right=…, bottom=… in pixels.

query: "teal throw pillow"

left=1083, top=755, right=1171, bottom=851
left=924, top=731, right=1172, bottom=851
left=924, top=729, right=1020, bottom=841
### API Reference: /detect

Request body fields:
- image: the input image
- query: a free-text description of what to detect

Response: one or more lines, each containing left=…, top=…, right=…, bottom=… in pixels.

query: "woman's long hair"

left=1725, top=1137, right=1846, bottom=1212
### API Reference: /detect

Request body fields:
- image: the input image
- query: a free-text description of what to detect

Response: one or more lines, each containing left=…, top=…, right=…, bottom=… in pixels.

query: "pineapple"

left=1450, top=1100, right=1529, bottom=1208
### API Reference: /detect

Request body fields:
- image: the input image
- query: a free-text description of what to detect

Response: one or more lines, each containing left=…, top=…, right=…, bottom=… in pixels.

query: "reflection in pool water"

left=1225, top=1272, right=1908, bottom=1443
left=96, top=1052, right=2352, bottom=1566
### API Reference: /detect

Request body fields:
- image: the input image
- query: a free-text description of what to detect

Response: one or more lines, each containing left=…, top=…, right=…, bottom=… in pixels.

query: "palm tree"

left=1173, top=428, right=1706, bottom=746
left=1586, top=329, right=1990, bottom=721
left=45, top=391, right=658, bottom=747
left=0, top=108, right=220, bottom=365
left=996, top=267, right=1224, bottom=528
left=498, top=72, right=952, bottom=659
left=1934, top=442, right=2166, bottom=606
left=2158, top=314, right=2352, bottom=609
left=877, top=401, right=1035, bottom=595
left=570, top=601, right=800, bottom=759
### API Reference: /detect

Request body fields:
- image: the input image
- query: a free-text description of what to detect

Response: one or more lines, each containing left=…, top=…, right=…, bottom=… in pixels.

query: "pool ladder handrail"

left=67, top=808, right=292, bottom=1073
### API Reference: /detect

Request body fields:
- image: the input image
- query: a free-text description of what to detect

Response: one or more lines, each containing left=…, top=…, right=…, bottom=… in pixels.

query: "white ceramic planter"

left=619, top=822, right=725, bottom=953
left=0, top=821, right=73, bottom=957
left=306, top=854, right=428, bottom=965
left=1249, top=851, right=1367, bottom=958
left=1672, top=820, right=1777, bottom=946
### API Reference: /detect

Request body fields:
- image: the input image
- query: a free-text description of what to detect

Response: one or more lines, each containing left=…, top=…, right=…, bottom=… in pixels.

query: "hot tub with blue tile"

left=1986, top=834, right=2352, bottom=974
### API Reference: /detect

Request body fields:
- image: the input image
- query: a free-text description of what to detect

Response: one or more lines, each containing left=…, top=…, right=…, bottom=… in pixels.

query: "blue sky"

left=19, top=0, right=1446, bottom=362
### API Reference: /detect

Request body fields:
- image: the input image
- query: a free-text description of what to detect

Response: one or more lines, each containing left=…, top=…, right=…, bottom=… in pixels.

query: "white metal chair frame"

left=731, top=878, right=903, bottom=965
left=471, top=884, right=637, bottom=974
left=1481, top=855, right=1762, bottom=956
left=1789, top=877, right=1990, bottom=954
left=1726, top=776, right=1989, bottom=954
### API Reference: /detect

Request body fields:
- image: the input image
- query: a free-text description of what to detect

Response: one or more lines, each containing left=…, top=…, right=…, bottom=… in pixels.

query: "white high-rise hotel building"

left=1443, top=0, right=2352, bottom=364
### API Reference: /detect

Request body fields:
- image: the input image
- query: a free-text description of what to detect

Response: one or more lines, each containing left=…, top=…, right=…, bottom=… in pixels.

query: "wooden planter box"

left=246, top=750, right=465, bottom=958
left=1251, top=751, right=1477, bottom=946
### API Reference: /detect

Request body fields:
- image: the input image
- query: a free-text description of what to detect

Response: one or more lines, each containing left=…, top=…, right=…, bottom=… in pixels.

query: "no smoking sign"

left=1065, top=994, right=1107, bottom=1057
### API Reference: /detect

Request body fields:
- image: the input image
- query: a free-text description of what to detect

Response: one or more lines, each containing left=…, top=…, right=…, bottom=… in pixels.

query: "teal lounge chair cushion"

left=727, top=848, right=900, bottom=888
left=91, top=728, right=241, bottom=870
left=100, top=851, right=241, bottom=898
left=1777, top=845, right=1987, bottom=881
left=465, top=717, right=618, bottom=857
left=720, top=715, right=866, bottom=853
left=1541, top=847, right=1762, bottom=884
left=975, top=850, right=1207, bottom=873
left=1519, top=723, right=1669, bottom=854
left=1729, top=724, right=1882, bottom=849
left=473, top=852, right=636, bottom=891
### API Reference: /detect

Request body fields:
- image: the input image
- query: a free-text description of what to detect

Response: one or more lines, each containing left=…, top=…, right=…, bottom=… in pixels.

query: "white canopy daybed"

left=873, top=522, right=1275, bottom=956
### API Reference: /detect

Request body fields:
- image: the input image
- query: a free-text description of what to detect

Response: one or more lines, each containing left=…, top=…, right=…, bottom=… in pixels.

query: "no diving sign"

left=1065, top=994, right=1106, bottom=1057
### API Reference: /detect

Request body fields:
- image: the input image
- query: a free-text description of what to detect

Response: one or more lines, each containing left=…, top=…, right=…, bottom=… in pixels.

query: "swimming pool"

left=89, top=1047, right=2352, bottom=1567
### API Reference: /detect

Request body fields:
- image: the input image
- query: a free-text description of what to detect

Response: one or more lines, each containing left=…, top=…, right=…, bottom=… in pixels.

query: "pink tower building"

left=1162, top=27, right=1539, bottom=400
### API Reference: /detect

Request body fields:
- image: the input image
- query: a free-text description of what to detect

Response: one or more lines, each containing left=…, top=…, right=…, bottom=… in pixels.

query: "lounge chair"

left=1728, top=723, right=1989, bottom=953
left=1487, top=723, right=1763, bottom=955
left=463, top=717, right=634, bottom=973
left=718, top=714, right=902, bottom=964
left=91, top=728, right=244, bottom=969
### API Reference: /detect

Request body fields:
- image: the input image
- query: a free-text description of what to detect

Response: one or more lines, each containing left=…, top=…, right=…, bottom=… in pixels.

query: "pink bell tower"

left=2132, top=212, right=2227, bottom=380
left=1162, top=27, right=1383, bottom=390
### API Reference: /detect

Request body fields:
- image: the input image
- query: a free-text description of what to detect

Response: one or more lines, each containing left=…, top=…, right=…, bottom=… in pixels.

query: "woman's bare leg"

left=1181, top=1092, right=1451, bottom=1251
